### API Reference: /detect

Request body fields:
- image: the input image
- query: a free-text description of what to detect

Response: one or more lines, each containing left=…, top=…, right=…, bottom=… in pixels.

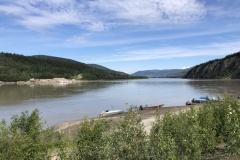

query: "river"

left=0, top=78, right=240, bottom=126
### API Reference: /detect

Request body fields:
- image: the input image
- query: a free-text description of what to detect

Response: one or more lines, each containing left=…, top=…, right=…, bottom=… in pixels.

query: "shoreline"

left=55, top=104, right=202, bottom=133
left=0, top=78, right=85, bottom=86
left=0, top=78, right=135, bottom=86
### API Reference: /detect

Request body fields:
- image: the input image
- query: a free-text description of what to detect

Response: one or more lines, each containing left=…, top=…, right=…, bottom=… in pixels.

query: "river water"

left=0, top=78, right=240, bottom=126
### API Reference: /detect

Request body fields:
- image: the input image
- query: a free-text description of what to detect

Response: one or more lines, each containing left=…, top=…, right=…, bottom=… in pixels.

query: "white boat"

left=100, top=110, right=124, bottom=117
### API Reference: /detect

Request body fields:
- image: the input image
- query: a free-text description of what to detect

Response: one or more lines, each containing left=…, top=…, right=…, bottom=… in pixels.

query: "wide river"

left=0, top=78, right=240, bottom=126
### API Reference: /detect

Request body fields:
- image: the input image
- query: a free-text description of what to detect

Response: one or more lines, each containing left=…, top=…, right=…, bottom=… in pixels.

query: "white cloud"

left=1, top=0, right=240, bottom=32
left=78, top=40, right=240, bottom=63
left=18, top=11, right=80, bottom=30
left=0, top=5, right=27, bottom=15
left=65, top=25, right=240, bottom=47
left=66, top=33, right=92, bottom=44
left=0, top=0, right=206, bottom=31
left=89, top=0, right=206, bottom=25
left=206, top=0, right=240, bottom=18
left=182, top=66, right=190, bottom=69
left=0, top=0, right=100, bottom=31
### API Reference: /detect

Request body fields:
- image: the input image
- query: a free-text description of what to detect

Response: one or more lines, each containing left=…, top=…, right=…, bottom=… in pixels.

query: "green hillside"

left=0, top=52, right=135, bottom=81
left=184, top=51, right=240, bottom=79
left=88, top=64, right=112, bottom=71
left=88, top=64, right=127, bottom=75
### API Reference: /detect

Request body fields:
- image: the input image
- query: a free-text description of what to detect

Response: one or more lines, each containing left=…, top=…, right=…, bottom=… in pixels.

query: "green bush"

left=149, top=95, right=240, bottom=159
left=72, top=110, right=148, bottom=160
left=74, top=118, right=110, bottom=159
left=213, top=95, right=240, bottom=153
left=0, top=109, right=68, bottom=160
left=197, top=103, right=217, bottom=153
left=148, top=115, right=178, bottom=160
left=102, top=111, right=148, bottom=160
left=158, top=109, right=202, bottom=160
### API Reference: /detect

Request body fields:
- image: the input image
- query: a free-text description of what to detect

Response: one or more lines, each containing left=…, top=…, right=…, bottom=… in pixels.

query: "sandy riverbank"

left=55, top=104, right=202, bottom=134
left=1, top=78, right=83, bottom=85
left=0, top=78, right=118, bottom=86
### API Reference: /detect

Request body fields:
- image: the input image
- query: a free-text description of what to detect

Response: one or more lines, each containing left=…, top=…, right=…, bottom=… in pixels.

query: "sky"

left=0, top=0, right=240, bottom=74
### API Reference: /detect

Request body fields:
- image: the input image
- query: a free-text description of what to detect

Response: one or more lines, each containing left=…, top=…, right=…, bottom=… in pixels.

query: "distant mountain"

left=0, top=52, right=137, bottom=81
left=184, top=51, right=240, bottom=79
left=131, top=69, right=190, bottom=78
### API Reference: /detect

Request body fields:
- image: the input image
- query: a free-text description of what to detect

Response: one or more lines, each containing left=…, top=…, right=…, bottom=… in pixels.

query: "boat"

left=143, top=104, right=164, bottom=109
left=186, top=101, right=194, bottom=105
left=189, top=96, right=218, bottom=104
left=192, top=97, right=207, bottom=103
left=99, top=109, right=124, bottom=117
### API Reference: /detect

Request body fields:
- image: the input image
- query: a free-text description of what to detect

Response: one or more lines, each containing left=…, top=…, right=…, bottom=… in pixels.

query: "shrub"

left=161, top=109, right=202, bottom=159
left=197, top=103, right=217, bottom=153
left=216, top=95, right=240, bottom=153
left=74, top=118, right=110, bottom=159
left=0, top=109, right=68, bottom=160
left=102, top=111, right=148, bottom=160
left=148, top=115, right=178, bottom=160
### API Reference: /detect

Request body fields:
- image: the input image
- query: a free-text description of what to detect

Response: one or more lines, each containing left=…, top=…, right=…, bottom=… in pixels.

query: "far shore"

left=0, top=78, right=138, bottom=86
left=55, top=104, right=202, bottom=134
left=0, top=78, right=90, bottom=86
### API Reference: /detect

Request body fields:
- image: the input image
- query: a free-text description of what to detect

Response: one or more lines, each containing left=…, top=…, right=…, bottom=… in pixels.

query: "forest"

left=184, top=51, right=240, bottom=79
left=0, top=52, right=142, bottom=81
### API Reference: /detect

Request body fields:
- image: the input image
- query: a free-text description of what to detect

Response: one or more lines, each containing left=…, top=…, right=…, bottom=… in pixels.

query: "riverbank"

left=0, top=78, right=132, bottom=85
left=0, top=78, right=82, bottom=85
left=55, top=104, right=202, bottom=134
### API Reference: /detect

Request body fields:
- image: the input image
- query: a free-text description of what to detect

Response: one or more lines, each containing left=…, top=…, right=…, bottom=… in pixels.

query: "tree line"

left=0, top=52, right=143, bottom=81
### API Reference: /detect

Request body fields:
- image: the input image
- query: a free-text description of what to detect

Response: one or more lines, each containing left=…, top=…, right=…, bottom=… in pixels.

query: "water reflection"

left=0, top=82, right=123, bottom=106
left=187, top=79, right=240, bottom=96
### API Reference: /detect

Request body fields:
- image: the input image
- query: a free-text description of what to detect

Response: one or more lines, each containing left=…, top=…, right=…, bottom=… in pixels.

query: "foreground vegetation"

left=0, top=95, right=239, bottom=159
left=0, top=52, right=144, bottom=81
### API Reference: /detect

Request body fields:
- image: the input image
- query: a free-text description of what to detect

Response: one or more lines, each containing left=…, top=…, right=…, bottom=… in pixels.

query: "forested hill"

left=88, top=64, right=126, bottom=75
left=184, top=51, right=240, bottom=79
left=0, top=52, right=135, bottom=81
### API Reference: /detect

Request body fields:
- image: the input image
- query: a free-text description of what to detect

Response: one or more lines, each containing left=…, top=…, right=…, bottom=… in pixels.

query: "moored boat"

left=99, top=109, right=124, bottom=117
left=188, top=96, right=218, bottom=105
left=143, top=104, right=164, bottom=109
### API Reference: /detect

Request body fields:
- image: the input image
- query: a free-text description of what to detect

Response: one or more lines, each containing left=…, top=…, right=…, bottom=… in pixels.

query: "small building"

left=30, top=78, right=36, bottom=82
left=77, top=74, right=83, bottom=80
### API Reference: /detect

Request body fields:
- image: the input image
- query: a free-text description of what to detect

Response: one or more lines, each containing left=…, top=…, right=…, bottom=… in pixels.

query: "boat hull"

left=100, top=110, right=124, bottom=117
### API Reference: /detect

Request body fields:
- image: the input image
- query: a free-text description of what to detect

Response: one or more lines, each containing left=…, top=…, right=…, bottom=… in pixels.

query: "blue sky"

left=1, top=0, right=240, bottom=74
